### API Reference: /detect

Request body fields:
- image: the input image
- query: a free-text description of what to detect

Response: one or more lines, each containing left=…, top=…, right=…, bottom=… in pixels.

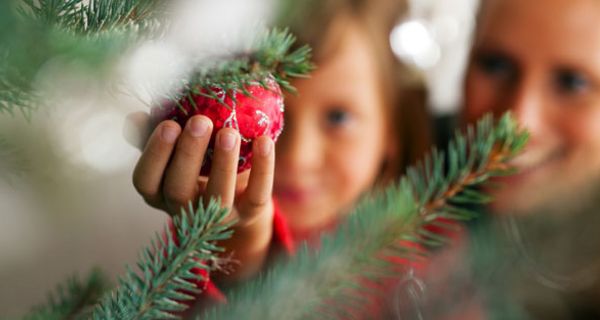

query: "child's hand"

left=127, top=112, right=275, bottom=282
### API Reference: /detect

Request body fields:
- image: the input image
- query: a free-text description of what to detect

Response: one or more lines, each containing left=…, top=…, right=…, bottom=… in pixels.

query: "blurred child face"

left=464, top=0, right=600, bottom=214
left=274, top=19, right=393, bottom=233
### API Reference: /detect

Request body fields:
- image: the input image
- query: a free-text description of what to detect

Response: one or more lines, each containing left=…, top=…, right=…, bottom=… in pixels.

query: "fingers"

left=235, top=171, right=251, bottom=198
left=162, top=115, right=213, bottom=213
left=205, top=128, right=241, bottom=209
left=124, top=111, right=152, bottom=151
left=133, top=115, right=273, bottom=226
left=238, top=136, right=275, bottom=225
left=133, top=120, right=181, bottom=209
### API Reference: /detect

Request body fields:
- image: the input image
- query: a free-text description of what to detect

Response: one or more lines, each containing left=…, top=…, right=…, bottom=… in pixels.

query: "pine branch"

left=0, top=51, right=39, bottom=120
left=185, top=28, right=314, bottom=103
left=90, top=198, right=235, bottom=320
left=18, top=0, right=83, bottom=29
left=2, top=1, right=313, bottom=120
left=0, top=25, right=123, bottom=119
left=0, top=0, right=166, bottom=119
left=0, top=136, right=28, bottom=183
left=19, top=0, right=164, bottom=36
left=201, top=113, right=528, bottom=320
left=0, top=1, right=37, bottom=119
left=75, top=0, right=164, bottom=36
left=408, top=112, right=528, bottom=243
left=23, top=269, right=110, bottom=320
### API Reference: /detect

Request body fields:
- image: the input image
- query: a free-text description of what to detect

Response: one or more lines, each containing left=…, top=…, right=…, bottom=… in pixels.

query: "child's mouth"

left=497, top=146, right=563, bottom=186
left=274, top=186, right=316, bottom=205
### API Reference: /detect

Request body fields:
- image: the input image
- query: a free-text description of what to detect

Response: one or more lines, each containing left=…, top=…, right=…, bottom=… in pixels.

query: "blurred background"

left=0, top=0, right=477, bottom=317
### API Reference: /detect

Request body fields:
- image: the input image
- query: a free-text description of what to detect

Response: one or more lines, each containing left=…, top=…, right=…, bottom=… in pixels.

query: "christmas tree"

left=2, top=0, right=532, bottom=319
left=23, top=113, right=527, bottom=319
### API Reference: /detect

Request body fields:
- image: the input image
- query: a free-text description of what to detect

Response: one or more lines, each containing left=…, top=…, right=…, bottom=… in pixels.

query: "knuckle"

left=145, top=144, right=167, bottom=159
left=175, top=141, right=202, bottom=160
left=164, top=188, right=194, bottom=208
left=238, top=200, right=273, bottom=227
left=212, top=163, right=236, bottom=177
left=245, top=195, right=271, bottom=210
left=132, top=176, right=156, bottom=198
left=245, top=196, right=270, bottom=209
left=255, top=166, right=274, bottom=179
left=143, top=196, right=163, bottom=210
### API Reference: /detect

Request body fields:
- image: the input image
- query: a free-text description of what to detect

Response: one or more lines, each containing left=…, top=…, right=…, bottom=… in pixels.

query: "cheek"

left=464, top=69, right=500, bottom=123
left=562, top=108, right=600, bottom=166
left=326, top=127, right=387, bottom=204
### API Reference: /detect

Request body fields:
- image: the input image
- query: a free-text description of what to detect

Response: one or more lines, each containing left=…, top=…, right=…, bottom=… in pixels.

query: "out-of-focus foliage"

left=0, top=0, right=165, bottom=120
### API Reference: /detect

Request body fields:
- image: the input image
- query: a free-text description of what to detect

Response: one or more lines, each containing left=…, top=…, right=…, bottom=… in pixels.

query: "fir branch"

left=19, top=0, right=164, bottom=37
left=408, top=113, right=528, bottom=245
left=0, top=2, right=36, bottom=119
left=18, top=0, right=83, bottom=29
left=188, top=28, right=315, bottom=99
left=0, top=0, right=166, bottom=119
left=24, top=269, right=109, bottom=320
left=0, top=25, right=123, bottom=120
left=0, top=136, right=29, bottom=183
left=202, top=113, right=528, bottom=320
left=70, top=0, right=163, bottom=36
left=91, top=198, right=235, bottom=320
left=0, top=52, right=38, bottom=119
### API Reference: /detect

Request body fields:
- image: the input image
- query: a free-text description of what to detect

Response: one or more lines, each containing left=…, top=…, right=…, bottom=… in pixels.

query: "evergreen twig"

left=0, top=136, right=28, bottom=183
left=184, top=28, right=314, bottom=104
left=0, top=0, right=166, bottom=120
left=2, top=2, right=313, bottom=119
left=24, top=269, right=109, bottom=320
left=19, top=0, right=164, bottom=36
left=90, top=198, right=235, bottom=320
left=201, top=113, right=528, bottom=319
left=0, top=51, right=38, bottom=120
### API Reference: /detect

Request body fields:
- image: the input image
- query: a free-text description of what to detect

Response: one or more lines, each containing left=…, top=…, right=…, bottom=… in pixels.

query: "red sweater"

left=184, top=202, right=296, bottom=307
left=178, top=204, right=479, bottom=319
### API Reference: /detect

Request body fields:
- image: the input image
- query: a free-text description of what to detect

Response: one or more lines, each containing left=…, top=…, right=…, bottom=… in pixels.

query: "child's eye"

left=325, top=108, right=350, bottom=127
left=475, top=52, right=516, bottom=81
left=554, top=69, right=589, bottom=94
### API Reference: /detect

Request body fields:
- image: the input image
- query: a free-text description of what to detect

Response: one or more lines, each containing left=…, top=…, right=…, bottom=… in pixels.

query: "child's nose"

left=276, top=121, right=323, bottom=173
left=504, top=76, right=549, bottom=140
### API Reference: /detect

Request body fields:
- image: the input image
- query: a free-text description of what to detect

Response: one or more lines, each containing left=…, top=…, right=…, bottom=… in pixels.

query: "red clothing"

left=178, top=205, right=475, bottom=318
left=186, top=201, right=296, bottom=307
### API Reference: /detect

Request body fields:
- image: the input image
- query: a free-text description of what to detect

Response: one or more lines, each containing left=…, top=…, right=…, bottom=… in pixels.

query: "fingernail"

left=259, top=138, right=272, bottom=156
left=161, top=125, right=179, bottom=143
left=189, top=117, right=210, bottom=137
left=218, top=131, right=237, bottom=151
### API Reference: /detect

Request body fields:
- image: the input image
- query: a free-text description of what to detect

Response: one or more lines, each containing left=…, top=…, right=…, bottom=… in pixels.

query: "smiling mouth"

left=501, top=147, right=562, bottom=184
left=273, top=186, right=317, bottom=204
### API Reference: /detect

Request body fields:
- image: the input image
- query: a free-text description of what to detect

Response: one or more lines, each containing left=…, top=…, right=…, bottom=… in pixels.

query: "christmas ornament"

left=151, top=75, right=285, bottom=175
left=149, top=28, right=313, bottom=175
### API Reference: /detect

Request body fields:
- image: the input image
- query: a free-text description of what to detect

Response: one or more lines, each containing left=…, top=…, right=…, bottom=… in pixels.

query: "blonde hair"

left=278, top=0, right=432, bottom=184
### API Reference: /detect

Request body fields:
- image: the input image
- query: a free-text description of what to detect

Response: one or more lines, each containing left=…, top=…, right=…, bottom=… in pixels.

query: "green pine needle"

left=23, top=269, right=110, bottom=320
left=0, top=51, right=38, bottom=120
left=90, top=198, right=235, bottom=320
left=19, top=0, right=164, bottom=36
left=188, top=28, right=315, bottom=100
left=71, top=0, right=162, bottom=36
left=201, top=113, right=528, bottom=320
left=3, top=1, right=313, bottom=120
left=0, top=136, right=29, bottom=183
left=1, top=0, right=165, bottom=120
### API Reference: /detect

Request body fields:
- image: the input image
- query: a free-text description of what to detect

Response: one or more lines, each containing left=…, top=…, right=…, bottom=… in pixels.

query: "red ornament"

left=151, top=75, right=284, bottom=175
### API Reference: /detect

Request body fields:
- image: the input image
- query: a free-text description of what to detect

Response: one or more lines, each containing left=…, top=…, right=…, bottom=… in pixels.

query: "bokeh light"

left=390, top=20, right=441, bottom=69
